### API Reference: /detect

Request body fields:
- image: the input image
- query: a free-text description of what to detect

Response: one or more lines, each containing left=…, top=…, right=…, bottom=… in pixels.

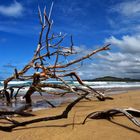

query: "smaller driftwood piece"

left=83, top=108, right=140, bottom=127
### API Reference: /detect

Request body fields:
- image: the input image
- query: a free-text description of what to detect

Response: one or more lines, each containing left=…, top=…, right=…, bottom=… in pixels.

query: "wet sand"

left=0, top=89, right=140, bottom=140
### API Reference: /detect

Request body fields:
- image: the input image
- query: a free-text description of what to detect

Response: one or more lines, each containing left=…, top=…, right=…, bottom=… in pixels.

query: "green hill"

left=85, top=76, right=140, bottom=82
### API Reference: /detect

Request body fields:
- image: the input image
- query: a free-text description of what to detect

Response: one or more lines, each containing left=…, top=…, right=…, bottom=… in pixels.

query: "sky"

left=0, top=0, right=140, bottom=80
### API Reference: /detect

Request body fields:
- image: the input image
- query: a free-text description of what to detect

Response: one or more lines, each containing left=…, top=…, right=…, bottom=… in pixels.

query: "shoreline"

left=0, top=89, right=140, bottom=140
left=0, top=87, right=140, bottom=112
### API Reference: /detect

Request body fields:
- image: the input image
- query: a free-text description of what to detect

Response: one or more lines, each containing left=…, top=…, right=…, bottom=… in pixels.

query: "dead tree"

left=1, top=2, right=111, bottom=105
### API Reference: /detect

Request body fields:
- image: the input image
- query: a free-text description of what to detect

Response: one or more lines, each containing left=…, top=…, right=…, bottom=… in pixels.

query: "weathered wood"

left=125, top=107, right=140, bottom=117
left=1, top=2, right=110, bottom=104
left=83, top=108, right=140, bottom=127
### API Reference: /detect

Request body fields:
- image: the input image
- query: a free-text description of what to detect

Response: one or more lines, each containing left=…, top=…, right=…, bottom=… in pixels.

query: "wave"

left=0, top=80, right=140, bottom=89
left=0, top=81, right=31, bottom=86
left=73, top=81, right=140, bottom=89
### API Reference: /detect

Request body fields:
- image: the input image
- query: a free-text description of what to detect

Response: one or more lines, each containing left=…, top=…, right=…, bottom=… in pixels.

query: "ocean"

left=1, top=80, right=140, bottom=89
left=0, top=81, right=140, bottom=111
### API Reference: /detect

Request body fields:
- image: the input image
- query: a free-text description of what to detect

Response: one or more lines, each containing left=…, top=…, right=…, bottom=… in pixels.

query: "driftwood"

left=0, top=2, right=111, bottom=105
left=83, top=108, right=140, bottom=127
left=0, top=92, right=88, bottom=132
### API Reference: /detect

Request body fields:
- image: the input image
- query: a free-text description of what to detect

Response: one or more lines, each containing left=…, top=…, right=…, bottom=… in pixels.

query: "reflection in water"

left=0, top=95, right=77, bottom=111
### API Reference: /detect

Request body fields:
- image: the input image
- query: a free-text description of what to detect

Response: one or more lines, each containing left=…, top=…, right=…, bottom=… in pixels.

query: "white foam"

left=74, top=81, right=140, bottom=89
left=0, top=81, right=140, bottom=90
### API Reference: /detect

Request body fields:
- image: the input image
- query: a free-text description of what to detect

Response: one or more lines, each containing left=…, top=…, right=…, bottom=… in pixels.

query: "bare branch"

left=48, top=44, right=110, bottom=69
left=38, top=6, right=43, bottom=25
left=48, top=1, right=54, bottom=20
left=83, top=108, right=140, bottom=127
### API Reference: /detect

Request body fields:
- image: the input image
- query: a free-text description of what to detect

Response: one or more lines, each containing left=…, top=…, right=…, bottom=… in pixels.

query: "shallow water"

left=0, top=91, right=78, bottom=111
left=0, top=81, right=140, bottom=111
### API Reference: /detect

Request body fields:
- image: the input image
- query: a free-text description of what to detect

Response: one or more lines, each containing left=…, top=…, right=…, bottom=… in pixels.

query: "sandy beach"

left=0, top=89, right=140, bottom=140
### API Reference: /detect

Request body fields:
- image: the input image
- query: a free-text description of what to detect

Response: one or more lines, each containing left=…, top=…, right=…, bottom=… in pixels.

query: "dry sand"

left=0, top=90, right=140, bottom=140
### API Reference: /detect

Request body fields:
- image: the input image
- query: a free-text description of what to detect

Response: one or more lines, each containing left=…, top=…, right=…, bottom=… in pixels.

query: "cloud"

left=0, top=1, right=24, bottom=17
left=111, top=0, right=140, bottom=17
left=74, top=45, right=93, bottom=56
left=107, top=1, right=140, bottom=35
left=73, top=34, right=140, bottom=79
left=105, top=35, right=140, bottom=53
left=97, top=52, right=128, bottom=62
left=94, top=34, right=140, bottom=79
left=76, top=61, right=117, bottom=80
left=78, top=51, right=140, bottom=79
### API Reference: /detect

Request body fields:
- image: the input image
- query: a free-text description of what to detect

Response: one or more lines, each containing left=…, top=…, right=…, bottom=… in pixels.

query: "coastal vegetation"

left=90, top=76, right=140, bottom=82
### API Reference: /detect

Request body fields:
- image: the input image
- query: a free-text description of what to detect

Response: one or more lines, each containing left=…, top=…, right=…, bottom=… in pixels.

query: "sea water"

left=0, top=81, right=140, bottom=111
left=1, top=80, right=140, bottom=89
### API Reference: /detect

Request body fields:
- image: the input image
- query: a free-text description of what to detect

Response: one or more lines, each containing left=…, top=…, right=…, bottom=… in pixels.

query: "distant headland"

left=83, top=76, right=140, bottom=82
